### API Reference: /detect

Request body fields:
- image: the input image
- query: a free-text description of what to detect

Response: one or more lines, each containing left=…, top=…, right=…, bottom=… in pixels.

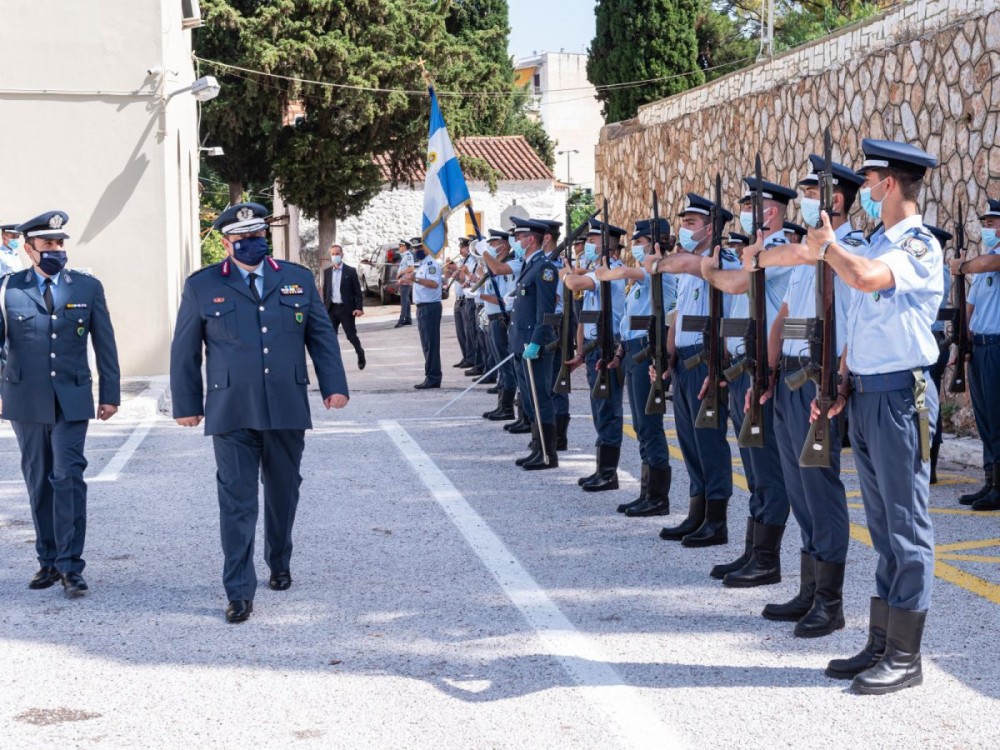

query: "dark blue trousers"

left=398, top=284, right=412, bottom=324
left=624, top=338, right=670, bottom=470
left=970, top=342, right=1000, bottom=467
left=489, top=318, right=515, bottom=391
left=673, top=345, right=732, bottom=500
left=849, top=380, right=937, bottom=611
left=417, top=301, right=442, bottom=386
left=515, top=351, right=555, bottom=424
left=212, top=428, right=306, bottom=602
left=463, top=298, right=481, bottom=366
left=454, top=298, right=471, bottom=360
left=584, top=344, right=624, bottom=447
left=12, top=412, right=90, bottom=575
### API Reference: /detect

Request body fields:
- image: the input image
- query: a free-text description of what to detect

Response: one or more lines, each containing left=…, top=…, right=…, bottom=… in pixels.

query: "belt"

left=415, top=301, right=441, bottom=309
left=487, top=313, right=502, bottom=322
left=624, top=336, right=649, bottom=349
left=849, top=369, right=926, bottom=393
left=676, top=344, right=703, bottom=361
left=781, top=355, right=809, bottom=372
left=973, top=333, right=1000, bottom=346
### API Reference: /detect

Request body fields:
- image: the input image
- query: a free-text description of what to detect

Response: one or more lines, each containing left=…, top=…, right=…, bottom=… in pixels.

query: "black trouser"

left=328, top=303, right=364, bottom=357
left=417, top=301, right=443, bottom=385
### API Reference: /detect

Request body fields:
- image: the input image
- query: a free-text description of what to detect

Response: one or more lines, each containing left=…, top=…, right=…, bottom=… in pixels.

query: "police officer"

left=451, top=238, right=479, bottom=373
left=509, top=217, right=560, bottom=470
left=395, top=239, right=414, bottom=328
left=951, top=199, right=1000, bottom=510
left=924, top=225, right=952, bottom=485
left=1, top=223, right=25, bottom=276
left=754, top=155, right=866, bottom=635
left=782, top=221, right=807, bottom=244
left=564, top=219, right=627, bottom=490
left=479, top=230, right=517, bottom=420
left=811, top=140, right=942, bottom=694
left=170, top=202, right=349, bottom=623
left=399, top=238, right=444, bottom=389
left=1, top=210, right=120, bottom=596
left=725, top=232, right=749, bottom=258
left=537, top=219, right=572, bottom=450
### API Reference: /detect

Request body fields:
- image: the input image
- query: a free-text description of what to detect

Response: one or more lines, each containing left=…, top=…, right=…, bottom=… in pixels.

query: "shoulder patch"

left=428, top=265, right=437, bottom=275
left=541, top=267, right=556, bottom=283
left=902, top=236, right=929, bottom=258
left=842, top=237, right=863, bottom=247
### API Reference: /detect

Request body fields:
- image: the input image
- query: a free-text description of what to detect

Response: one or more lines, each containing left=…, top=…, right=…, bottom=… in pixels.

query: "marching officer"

left=170, top=202, right=349, bottom=623
left=395, top=239, right=414, bottom=328
left=1, top=222, right=25, bottom=276
left=811, top=140, right=942, bottom=694
left=1, top=210, right=120, bottom=596
left=398, top=237, right=443, bottom=389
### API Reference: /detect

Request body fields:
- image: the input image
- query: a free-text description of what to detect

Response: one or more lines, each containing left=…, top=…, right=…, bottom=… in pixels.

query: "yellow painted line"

left=935, top=538, right=1000, bottom=553
left=846, top=502, right=1000, bottom=518
left=933, top=560, right=1000, bottom=605
left=939, top=554, right=1000, bottom=564
left=623, top=423, right=750, bottom=492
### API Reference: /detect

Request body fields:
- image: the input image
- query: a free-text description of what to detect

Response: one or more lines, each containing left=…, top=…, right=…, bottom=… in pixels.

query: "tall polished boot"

left=582, top=445, right=620, bottom=492
left=681, top=497, right=728, bottom=547
left=523, top=423, right=559, bottom=470
left=506, top=398, right=531, bottom=434
left=959, top=467, right=992, bottom=505
left=972, top=463, right=1000, bottom=511
left=794, top=560, right=846, bottom=638
left=578, top=447, right=600, bottom=487
left=711, top=517, right=753, bottom=580
left=556, top=414, right=571, bottom=451
left=723, top=521, right=784, bottom=587
left=486, top=389, right=516, bottom=421
left=763, top=552, right=816, bottom=621
left=515, top=424, right=541, bottom=467
left=617, top=463, right=649, bottom=513
left=625, top=465, right=671, bottom=516
left=929, top=442, right=940, bottom=484
left=482, top=391, right=504, bottom=420
left=851, top=607, right=927, bottom=695
left=659, top=494, right=704, bottom=540
left=826, top=597, right=889, bottom=679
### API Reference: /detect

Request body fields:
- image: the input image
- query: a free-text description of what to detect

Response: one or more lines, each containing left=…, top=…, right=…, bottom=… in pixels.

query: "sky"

left=507, top=0, right=596, bottom=61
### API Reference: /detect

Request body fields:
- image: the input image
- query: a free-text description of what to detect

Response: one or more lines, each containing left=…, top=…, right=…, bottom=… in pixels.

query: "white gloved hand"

left=475, top=239, right=492, bottom=258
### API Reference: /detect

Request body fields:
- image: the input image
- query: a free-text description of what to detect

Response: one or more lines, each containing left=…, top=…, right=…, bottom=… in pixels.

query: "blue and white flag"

left=421, top=87, right=470, bottom=257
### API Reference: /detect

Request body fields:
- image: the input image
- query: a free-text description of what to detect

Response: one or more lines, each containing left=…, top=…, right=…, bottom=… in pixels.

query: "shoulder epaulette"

left=188, top=262, right=224, bottom=279
left=273, top=259, right=311, bottom=272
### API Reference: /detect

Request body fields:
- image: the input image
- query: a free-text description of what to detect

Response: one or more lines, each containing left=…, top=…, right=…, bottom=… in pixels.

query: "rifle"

left=937, top=203, right=970, bottom=392
left=722, top=154, right=769, bottom=448
left=630, top=191, right=669, bottom=414
left=782, top=127, right=839, bottom=468
left=681, top=173, right=726, bottom=429
left=591, top=199, right=615, bottom=400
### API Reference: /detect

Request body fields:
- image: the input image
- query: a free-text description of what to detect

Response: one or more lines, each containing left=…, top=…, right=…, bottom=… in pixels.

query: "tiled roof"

left=377, top=135, right=554, bottom=183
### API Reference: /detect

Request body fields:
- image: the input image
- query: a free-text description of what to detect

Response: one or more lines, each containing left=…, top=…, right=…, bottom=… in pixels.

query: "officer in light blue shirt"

left=478, top=230, right=517, bottom=421
left=395, top=239, right=414, bottom=328
left=1, top=223, right=25, bottom=276
left=808, top=139, right=942, bottom=695
left=399, top=238, right=443, bottom=389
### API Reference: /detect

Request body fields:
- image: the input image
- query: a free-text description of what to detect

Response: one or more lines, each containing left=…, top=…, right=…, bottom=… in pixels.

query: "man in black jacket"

left=323, top=244, right=366, bottom=370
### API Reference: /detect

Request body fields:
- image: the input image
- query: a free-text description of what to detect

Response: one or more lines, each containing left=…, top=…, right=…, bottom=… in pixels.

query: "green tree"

left=588, top=0, right=705, bottom=124
left=567, top=187, right=597, bottom=228
left=695, top=0, right=758, bottom=83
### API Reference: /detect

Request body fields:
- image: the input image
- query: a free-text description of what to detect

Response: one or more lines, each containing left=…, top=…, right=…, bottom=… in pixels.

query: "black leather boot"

left=959, top=467, right=992, bottom=505
left=625, top=466, right=671, bottom=516
left=582, top=445, right=621, bottom=492
left=617, top=464, right=649, bottom=513
left=851, top=607, right=927, bottom=695
left=723, top=521, right=784, bottom=588
left=711, top=517, right=753, bottom=579
left=486, top=390, right=516, bottom=421
left=556, top=414, right=570, bottom=451
left=578, top=449, right=599, bottom=487
left=681, top=498, right=728, bottom=547
left=763, top=552, right=816, bottom=621
left=972, top=463, right=1000, bottom=511
left=826, top=597, right=889, bottom=680
left=660, top=495, right=705, bottom=540
left=929, top=443, right=939, bottom=484
left=794, top=560, right=846, bottom=637
left=515, top=424, right=541, bottom=467
left=523, top=423, right=559, bottom=470
left=506, top=398, right=531, bottom=433
left=482, top=391, right=503, bottom=419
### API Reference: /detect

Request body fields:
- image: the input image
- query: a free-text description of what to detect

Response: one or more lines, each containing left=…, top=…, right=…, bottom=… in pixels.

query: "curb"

left=117, top=376, right=169, bottom=421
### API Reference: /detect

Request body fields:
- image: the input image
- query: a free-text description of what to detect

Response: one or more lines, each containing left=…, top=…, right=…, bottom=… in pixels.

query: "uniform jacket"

left=322, top=263, right=363, bottom=312
left=170, top=257, right=349, bottom=436
left=509, top=250, right=558, bottom=351
left=1, top=267, right=120, bottom=423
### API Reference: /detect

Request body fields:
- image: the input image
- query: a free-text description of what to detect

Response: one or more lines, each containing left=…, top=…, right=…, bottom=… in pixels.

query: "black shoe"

left=453, top=360, right=469, bottom=368
left=486, top=384, right=500, bottom=393
left=269, top=571, right=292, bottom=591
left=465, top=367, right=483, bottom=377
left=711, top=518, right=753, bottom=579
left=794, top=560, right=846, bottom=638
left=763, top=552, right=816, bottom=621
left=358, top=353, right=366, bottom=370
left=226, top=600, right=254, bottom=623
left=660, top=495, right=705, bottom=540
left=681, top=498, right=728, bottom=547
left=827, top=597, right=889, bottom=679
left=851, top=607, right=926, bottom=695
left=29, top=566, right=62, bottom=590
left=413, top=381, right=440, bottom=389
left=972, top=464, right=1000, bottom=511
left=582, top=445, right=621, bottom=493
left=403, top=321, right=412, bottom=326
left=61, top=572, right=89, bottom=597
left=555, top=414, right=570, bottom=451
left=617, top=464, right=649, bottom=513
left=522, top=423, right=559, bottom=470
left=625, top=465, right=672, bottom=516
left=723, top=521, right=784, bottom=588
left=959, top=468, right=992, bottom=505
left=394, top=322, right=405, bottom=328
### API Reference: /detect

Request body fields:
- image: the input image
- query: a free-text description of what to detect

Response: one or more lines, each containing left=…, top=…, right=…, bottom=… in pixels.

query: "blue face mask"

left=677, top=227, right=699, bottom=252
left=630, top=244, right=645, bottom=264
left=859, top=179, right=887, bottom=221
left=7, top=239, right=20, bottom=251
left=739, top=211, right=754, bottom=235
left=330, top=254, right=344, bottom=266
left=232, top=235, right=269, bottom=266
left=38, top=250, right=67, bottom=276
left=413, top=248, right=427, bottom=261
left=982, top=228, right=999, bottom=251
left=799, top=197, right=821, bottom=229
left=512, top=240, right=526, bottom=260
left=583, top=242, right=598, bottom=264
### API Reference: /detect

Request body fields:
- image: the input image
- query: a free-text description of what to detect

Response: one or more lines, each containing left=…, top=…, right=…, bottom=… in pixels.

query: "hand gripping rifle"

left=681, top=173, right=726, bottom=429
left=721, top=154, right=769, bottom=448
left=630, top=191, right=669, bottom=414
left=936, top=203, right=970, bottom=392
left=782, top=127, right=839, bottom=468
left=591, top=199, right=615, bottom=400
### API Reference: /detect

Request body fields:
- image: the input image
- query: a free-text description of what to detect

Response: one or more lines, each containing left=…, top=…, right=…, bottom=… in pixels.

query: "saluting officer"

left=810, top=140, right=942, bottom=694
left=399, top=238, right=443, bottom=389
left=1, top=210, right=120, bottom=596
left=170, top=203, right=349, bottom=623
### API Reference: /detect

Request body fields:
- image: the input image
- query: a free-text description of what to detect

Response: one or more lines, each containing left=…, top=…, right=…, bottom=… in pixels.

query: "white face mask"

left=739, top=211, right=754, bottom=235
left=799, top=197, right=821, bottom=228
left=678, top=227, right=702, bottom=252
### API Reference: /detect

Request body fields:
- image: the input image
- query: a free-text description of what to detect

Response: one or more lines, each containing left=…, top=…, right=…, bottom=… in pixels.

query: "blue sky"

left=507, top=0, right=596, bottom=60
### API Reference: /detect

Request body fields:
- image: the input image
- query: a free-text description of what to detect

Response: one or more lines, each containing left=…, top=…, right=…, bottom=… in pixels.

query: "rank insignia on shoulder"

left=902, top=237, right=929, bottom=258
left=66, top=303, right=88, bottom=309
left=213, top=297, right=226, bottom=304
left=541, top=268, right=555, bottom=282
left=842, top=237, right=863, bottom=247
left=280, top=285, right=305, bottom=295
left=295, top=311, right=304, bottom=324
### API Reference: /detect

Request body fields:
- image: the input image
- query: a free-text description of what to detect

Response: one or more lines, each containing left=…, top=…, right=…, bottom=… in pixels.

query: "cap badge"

left=49, top=214, right=64, bottom=229
left=236, top=207, right=255, bottom=221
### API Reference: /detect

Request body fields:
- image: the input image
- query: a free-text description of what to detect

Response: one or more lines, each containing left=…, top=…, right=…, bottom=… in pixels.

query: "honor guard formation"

left=4, top=134, right=1000, bottom=698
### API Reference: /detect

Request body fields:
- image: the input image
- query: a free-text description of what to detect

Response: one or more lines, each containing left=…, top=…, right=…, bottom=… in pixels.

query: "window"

left=182, top=0, right=203, bottom=30
left=465, top=211, right=484, bottom=239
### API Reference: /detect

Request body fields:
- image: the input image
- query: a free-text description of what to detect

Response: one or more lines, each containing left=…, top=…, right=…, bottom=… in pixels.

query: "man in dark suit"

left=170, top=203, right=349, bottom=623
left=322, top=244, right=365, bottom=370
left=0, top=210, right=120, bottom=597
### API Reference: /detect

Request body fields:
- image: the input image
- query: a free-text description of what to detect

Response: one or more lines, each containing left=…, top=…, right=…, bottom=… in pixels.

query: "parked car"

left=359, top=242, right=450, bottom=303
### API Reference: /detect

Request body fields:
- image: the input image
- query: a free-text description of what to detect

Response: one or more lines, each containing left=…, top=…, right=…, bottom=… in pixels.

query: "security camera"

left=201, top=146, right=225, bottom=157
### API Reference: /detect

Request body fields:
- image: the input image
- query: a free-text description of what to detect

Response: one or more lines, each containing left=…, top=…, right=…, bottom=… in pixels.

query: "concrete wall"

left=0, top=0, right=202, bottom=376
left=594, top=0, right=998, bottom=250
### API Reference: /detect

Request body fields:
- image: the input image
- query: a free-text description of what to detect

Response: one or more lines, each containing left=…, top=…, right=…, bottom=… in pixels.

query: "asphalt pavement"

left=1, top=318, right=998, bottom=748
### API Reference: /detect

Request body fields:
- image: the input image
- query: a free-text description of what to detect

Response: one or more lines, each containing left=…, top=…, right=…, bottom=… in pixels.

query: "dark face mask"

left=37, top=250, right=68, bottom=276
left=413, top=248, right=427, bottom=261
left=232, top=236, right=269, bottom=266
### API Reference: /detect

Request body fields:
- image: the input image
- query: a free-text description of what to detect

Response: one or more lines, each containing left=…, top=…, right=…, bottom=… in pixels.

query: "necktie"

left=247, top=273, right=261, bottom=303
left=43, top=278, right=54, bottom=314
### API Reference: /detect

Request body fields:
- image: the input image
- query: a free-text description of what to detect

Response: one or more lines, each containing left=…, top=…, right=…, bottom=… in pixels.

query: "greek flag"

left=421, top=87, right=470, bottom=257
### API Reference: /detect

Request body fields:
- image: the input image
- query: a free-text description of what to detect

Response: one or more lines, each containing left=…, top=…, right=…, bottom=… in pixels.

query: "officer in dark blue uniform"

left=537, top=219, right=573, bottom=450
left=1, top=210, right=120, bottom=596
left=170, top=203, right=349, bottom=623
left=509, top=217, right=560, bottom=470
left=809, top=140, right=942, bottom=694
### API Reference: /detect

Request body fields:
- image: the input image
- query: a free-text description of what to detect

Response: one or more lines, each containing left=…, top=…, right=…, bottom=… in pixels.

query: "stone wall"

left=594, top=0, right=998, bottom=247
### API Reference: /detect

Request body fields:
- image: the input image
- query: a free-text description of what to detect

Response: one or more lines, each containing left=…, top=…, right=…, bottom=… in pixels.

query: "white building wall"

left=0, top=0, right=201, bottom=376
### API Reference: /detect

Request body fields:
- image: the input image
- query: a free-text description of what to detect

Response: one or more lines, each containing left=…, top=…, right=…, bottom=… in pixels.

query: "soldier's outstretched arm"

left=303, top=278, right=349, bottom=406
left=90, top=279, right=121, bottom=419
left=170, top=281, right=206, bottom=423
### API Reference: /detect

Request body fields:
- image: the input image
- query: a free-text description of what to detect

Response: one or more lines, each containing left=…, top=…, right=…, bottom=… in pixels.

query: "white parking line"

left=380, top=419, right=685, bottom=750
left=91, top=418, right=158, bottom=483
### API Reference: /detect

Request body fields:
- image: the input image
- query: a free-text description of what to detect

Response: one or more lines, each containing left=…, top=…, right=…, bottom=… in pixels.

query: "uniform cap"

left=212, top=203, right=269, bottom=235
left=858, top=139, right=937, bottom=177
left=15, top=210, right=70, bottom=240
